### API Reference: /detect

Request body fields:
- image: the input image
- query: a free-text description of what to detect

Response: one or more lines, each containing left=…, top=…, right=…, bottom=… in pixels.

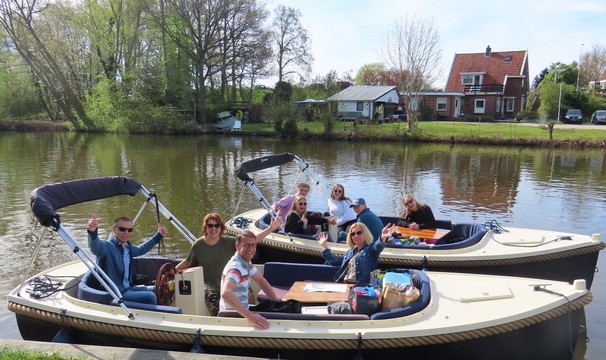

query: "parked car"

left=564, top=109, right=583, bottom=124
left=591, top=110, right=606, bottom=124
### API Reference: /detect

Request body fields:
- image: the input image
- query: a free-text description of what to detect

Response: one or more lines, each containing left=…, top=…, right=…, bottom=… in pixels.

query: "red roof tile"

left=445, top=49, right=528, bottom=92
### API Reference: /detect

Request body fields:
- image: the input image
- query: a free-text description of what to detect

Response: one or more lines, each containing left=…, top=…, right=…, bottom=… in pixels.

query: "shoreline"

left=2, top=119, right=606, bottom=149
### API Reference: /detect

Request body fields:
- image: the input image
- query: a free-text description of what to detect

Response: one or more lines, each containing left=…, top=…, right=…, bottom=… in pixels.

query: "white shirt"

left=327, top=198, right=357, bottom=226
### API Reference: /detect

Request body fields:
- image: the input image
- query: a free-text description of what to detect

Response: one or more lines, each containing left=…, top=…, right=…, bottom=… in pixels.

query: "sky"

left=264, top=0, right=606, bottom=89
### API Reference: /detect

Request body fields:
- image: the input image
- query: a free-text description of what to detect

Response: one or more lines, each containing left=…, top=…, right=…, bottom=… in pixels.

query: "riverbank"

left=0, top=339, right=261, bottom=359
left=2, top=119, right=606, bottom=148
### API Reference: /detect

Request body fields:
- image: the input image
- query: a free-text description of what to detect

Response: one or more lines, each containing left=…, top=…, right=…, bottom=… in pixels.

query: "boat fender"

left=190, top=328, right=205, bottom=353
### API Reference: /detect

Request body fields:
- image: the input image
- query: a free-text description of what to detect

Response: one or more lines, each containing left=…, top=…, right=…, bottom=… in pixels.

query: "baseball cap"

left=350, top=198, right=366, bottom=207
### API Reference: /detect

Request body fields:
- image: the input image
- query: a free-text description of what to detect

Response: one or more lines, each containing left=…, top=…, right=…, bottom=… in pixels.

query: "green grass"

left=242, top=120, right=606, bottom=142
left=0, top=346, right=86, bottom=360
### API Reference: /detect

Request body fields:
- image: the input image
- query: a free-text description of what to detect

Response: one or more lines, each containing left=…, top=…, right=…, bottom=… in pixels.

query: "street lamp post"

left=576, top=43, right=584, bottom=90
left=549, top=65, right=565, bottom=122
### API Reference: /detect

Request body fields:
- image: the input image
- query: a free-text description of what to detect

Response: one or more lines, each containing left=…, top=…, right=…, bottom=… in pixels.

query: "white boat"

left=226, top=153, right=605, bottom=288
left=6, top=176, right=593, bottom=359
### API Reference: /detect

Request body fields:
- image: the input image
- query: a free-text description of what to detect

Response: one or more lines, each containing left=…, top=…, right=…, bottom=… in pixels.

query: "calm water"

left=1, top=132, right=606, bottom=357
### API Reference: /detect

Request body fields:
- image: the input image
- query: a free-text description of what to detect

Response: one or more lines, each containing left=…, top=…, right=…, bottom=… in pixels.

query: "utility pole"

left=576, top=43, right=584, bottom=90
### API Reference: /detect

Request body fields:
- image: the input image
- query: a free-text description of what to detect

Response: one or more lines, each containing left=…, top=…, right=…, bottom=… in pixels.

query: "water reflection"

left=1, top=132, right=605, bottom=357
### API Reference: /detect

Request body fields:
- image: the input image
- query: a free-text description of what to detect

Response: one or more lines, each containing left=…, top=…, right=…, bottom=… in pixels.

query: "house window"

left=474, top=99, right=485, bottom=114
left=462, top=74, right=482, bottom=86
left=356, top=102, right=363, bottom=111
left=506, top=98, right=515, bottom=112
left=436, top=98, right=447, bottom=111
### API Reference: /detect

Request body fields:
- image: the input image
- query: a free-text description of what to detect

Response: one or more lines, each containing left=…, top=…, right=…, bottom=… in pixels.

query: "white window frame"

left=436, top=98, right=447, bottom=112
left=506, top=98, right=515, bottom=112
left=462, top=74, right=483, bottom=86
left=474, top=99, right=485, bottom=114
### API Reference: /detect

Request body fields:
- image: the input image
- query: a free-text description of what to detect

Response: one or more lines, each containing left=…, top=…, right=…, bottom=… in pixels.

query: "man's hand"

left=87, top=214, right=98, bottom=232
left=158, top=225, right=168, bottom=236
left=246, top=312, right=270, bottom=330
left=269, top=216, right=283, bottom=231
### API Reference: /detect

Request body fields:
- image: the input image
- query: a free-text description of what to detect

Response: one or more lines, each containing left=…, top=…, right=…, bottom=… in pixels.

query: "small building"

left=326, top=85, right=399, bottom=121
left=440, top=45, right=529, bottom=120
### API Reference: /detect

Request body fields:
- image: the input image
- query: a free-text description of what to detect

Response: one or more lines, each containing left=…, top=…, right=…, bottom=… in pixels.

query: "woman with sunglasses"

left=327, top=183, right=357, bottom=232
left=397, top=194, right=436, bottom=230
left=176, top=212, right=282, bottom=315
left=317, top=222, right=396, bottom=285
left=285, top=195, right=335, bottom=236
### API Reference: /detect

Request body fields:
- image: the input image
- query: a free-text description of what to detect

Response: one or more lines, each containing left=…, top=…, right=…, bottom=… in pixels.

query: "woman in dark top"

left=397, top=194, right=436, bottom=230
left=285, top=195, right=334, bottom=235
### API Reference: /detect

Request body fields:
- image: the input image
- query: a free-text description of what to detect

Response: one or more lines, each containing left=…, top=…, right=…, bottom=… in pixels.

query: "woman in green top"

left=176, top=213, right=281, bottom=315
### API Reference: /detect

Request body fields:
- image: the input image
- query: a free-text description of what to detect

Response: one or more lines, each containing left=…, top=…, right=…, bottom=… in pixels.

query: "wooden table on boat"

left=395, top=226, right=451, bottom=244
left=282, top=281, right=350, bottom=304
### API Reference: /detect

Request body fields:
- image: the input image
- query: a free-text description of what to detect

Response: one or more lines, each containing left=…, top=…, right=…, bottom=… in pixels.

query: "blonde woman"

left=397, top=194, right=436, bottom=230
left=317, top=222, right=396, bottom=285
left=285, top=195, right=334, bottom=235
left=327, top=183, right=357, bottom=232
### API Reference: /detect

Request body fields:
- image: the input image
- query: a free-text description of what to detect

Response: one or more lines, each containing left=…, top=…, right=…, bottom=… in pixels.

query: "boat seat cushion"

left=434, top=223, right=487, bottom=249
left=260, top=262, right=340, bottom=302
left=78, top=270, right=114, bottom=304
left=370, top=269, right=431, bottom=320
left=217, top=309, right=369, bottom=321
left=263, top=262, right=340, bottom=286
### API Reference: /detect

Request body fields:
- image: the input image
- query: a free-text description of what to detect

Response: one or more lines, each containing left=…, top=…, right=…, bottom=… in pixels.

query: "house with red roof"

left=421, top=46, right=529, bottom=120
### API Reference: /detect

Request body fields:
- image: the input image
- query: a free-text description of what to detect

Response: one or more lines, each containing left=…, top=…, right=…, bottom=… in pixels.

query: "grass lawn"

left=242, top=120, right=606, bottom=142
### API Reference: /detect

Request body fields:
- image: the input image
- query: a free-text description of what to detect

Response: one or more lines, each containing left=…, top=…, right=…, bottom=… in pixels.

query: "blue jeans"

left=122, top=285, right=157, bottom=304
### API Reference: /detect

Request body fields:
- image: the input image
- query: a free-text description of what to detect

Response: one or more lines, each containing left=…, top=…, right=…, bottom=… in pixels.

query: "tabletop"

left=282, top=281, right=350, bottom=303
left=395, top=226, right=451, bottom=243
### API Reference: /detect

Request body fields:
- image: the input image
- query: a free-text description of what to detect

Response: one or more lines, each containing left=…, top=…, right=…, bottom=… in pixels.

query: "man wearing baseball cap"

left=349, top=198, right=384, bottom=241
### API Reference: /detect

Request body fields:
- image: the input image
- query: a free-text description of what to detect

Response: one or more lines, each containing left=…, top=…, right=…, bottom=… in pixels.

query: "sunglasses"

left=404, top=199, right=414, bottom=206
left=116, top=226, right=133, bottom=233
left=334, top=189, right=343, bottom=193
left=298, top=202, right=307, bottom=206
left=207, top=223, right=221, bottom=229
left=350, top=230, right=363, bottom=237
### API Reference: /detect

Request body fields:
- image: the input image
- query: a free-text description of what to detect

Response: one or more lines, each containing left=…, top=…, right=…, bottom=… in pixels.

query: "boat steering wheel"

left=155, top=262, right=176, bottom=306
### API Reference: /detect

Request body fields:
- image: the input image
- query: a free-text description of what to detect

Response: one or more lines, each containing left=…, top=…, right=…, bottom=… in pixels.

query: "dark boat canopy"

left=234, top=153, right=297, bottom=182
left=30, top=176, right=141, bottom=227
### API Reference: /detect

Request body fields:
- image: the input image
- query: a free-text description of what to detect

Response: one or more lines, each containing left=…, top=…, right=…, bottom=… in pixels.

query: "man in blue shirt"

left=87, top=214, right=167, bottom=304
left=350, top=198, right=384, bottom=241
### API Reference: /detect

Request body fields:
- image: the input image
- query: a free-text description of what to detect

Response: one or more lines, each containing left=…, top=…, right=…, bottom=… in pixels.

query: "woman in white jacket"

left=327, top=183, right=357, bottom=232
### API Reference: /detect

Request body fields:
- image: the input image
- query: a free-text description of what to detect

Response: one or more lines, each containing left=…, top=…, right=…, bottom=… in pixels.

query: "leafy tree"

left=271, top=5, right=312, bottom=82
left=355, top=63, right=386, bottom=85
left=273, top=80, right=292, bottom=103
left=0, top=0, right=92, bottom=128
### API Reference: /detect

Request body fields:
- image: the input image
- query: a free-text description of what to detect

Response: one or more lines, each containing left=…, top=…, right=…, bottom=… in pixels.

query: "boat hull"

left=11, top=304, right=588, bottom=360
left=252, top=242, right=602, bottom=288
left=228, top=208, right=605, bottom=289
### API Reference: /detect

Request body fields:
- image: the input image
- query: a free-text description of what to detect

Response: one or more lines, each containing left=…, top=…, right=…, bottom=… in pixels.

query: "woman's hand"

left=317, top=232, right=329, bottom=250
left=380, top=223, right=397, bottom=242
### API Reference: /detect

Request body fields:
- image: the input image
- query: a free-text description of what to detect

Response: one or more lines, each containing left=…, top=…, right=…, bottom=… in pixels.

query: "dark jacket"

left=285, top=212, right=327, bottom=234
left=397, top=204, right=436, bottom=229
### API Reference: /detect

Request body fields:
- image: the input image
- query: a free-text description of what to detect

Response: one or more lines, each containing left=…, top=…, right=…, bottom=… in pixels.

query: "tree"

left=271, top=5, right=312, bottom=82
left=0, top=0, right=93, bottom=128
left=355, top=63, right=386, bottom=85
left=382, top=14, right=443, bottom=131
left=580, top=44, right=606, bottom=90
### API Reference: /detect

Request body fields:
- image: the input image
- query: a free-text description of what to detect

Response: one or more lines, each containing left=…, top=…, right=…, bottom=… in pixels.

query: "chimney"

left=485, top=45, right=491, bottom=57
